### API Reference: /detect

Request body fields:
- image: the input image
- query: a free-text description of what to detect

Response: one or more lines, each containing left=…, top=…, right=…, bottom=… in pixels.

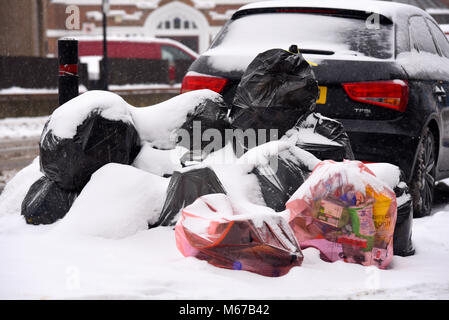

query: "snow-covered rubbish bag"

left=230, top=47, right=319, bottom=140
left=22, top=176, right=78, bottom=225
left=286, top=113, right=355, bottom=161
left=131, top=89, right=228, bottom=150
left=252, top=147, right=317, bottom=212
left=40, top=91, right=141, bottom=191
left=394, top=191, right=414, bottom=256
left=175, top=194, right=303, bottom=277
left=286, top=160, right=397, bottom=269
left=177, top=95, right=231, bottom=157
left=155, top=167, right=227, bottom=227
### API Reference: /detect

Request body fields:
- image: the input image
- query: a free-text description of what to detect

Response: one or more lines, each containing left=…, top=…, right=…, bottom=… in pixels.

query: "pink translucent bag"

left=286, top=160, right=397, bottom=269
left=175, top=193, right=303, bottom=277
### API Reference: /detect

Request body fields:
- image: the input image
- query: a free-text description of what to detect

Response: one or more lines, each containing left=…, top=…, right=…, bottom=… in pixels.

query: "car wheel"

left=411, top=127, right=436, bottom=218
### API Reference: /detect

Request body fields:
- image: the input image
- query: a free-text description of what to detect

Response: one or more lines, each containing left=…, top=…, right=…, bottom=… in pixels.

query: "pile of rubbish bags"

left=20, top=46, right=414, bottom=276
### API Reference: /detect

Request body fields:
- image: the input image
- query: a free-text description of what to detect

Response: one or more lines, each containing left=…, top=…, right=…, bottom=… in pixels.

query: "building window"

left=157, top=17, right=198, bottom=30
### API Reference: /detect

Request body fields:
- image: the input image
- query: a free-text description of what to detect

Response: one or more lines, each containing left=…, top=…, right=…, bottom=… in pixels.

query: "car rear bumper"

left=338, top=119, right=420, bottom=181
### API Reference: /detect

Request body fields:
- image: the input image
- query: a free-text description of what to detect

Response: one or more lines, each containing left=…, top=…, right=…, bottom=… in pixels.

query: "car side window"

left=427, top=19, right=449, bottom=58
left=409, top=16, right=438, bottom=54
left=161, top=45, right=192, bottom=62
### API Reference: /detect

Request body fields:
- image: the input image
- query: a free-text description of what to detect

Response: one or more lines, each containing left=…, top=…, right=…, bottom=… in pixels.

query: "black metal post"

left=102, top=0, right=109, bottom=91
left=58, top=39, right=79, bottom=106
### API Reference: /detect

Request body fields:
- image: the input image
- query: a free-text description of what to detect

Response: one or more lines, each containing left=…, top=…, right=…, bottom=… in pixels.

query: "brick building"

left=3, top=0, right=449, bottom=58
left=46, top=0, right=259, bottom=55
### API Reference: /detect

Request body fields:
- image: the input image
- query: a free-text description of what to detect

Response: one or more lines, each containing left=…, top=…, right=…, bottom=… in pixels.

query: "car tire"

left=410, top=127, right=436, bottom=218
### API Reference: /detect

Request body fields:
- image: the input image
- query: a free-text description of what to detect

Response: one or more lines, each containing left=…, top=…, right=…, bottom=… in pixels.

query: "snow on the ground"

left=1, top=207, right=448, bottom=299
left=0, top=84, right=178, bottom=96
left=54, top=163, right=169, bottom=238
left=1, top=153, right=449, bottom=299
left=0, top=116, right=48, bottom=140
left=0, top=86, right=87, bottom=95
left=109, top=83, right=181, bottom=91
left=0, top=169, right=19, bottom=193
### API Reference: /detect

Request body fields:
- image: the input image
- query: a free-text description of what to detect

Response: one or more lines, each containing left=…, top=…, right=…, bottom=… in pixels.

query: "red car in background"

left=77, top=37, right=199, bottom=61
left=74, top=37, right=199, bottom=81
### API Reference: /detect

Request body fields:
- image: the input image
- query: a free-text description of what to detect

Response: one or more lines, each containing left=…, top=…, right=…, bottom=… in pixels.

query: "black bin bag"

left=177, top=97, right=231, bottom=157
left=393, top=172, right=415, bottom=256
left=40, top=111, right=141, bottom=191
left=154, top=167, right=227, bottom=227
left=21, top=176, right=78, bottom=225
left=291, top=113, right=355, bottom=161
left=253, top=148, right=315, bottom=212
left=394, top=200, right=414, bottom=256
left=230, top=47, right=319, bottom=140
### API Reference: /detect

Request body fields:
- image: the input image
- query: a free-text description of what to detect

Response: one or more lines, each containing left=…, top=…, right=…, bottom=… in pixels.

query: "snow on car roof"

left=238, top=0, right=427, bottom=20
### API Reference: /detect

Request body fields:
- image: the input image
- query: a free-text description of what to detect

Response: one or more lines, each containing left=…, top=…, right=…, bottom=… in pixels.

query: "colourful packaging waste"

left=286, top=160, right=397, bottom=269
left=175, top=193, right=304, bottom=277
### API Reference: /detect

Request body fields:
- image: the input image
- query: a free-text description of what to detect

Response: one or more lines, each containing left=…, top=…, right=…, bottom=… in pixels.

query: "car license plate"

left=316, top=86, right=327, bottom=104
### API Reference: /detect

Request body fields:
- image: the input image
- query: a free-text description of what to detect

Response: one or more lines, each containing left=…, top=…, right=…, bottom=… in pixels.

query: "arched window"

left=143, top=1, right=210, bottom=53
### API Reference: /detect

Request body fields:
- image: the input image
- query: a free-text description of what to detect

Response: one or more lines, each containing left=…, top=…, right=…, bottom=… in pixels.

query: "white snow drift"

left=53, top=163, right=169, bottom=239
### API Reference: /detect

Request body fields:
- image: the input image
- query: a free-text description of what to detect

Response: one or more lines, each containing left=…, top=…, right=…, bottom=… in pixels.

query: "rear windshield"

left=211, top=12, right=394, bottom=59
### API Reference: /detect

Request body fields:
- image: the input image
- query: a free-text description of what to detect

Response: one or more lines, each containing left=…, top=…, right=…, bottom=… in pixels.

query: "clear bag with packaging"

left=286, top=160, right=397, bottom=269
left=175, top=193, right=303, bottom=277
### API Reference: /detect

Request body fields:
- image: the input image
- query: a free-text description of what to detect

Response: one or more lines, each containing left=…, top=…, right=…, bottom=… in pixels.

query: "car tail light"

left=181, top=75, right=228, bottom=94
left=342, top=80, right=409, bottom=112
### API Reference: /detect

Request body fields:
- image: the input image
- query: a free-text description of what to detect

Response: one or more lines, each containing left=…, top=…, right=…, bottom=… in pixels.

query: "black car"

left=181, top=0, right=449, bottom=217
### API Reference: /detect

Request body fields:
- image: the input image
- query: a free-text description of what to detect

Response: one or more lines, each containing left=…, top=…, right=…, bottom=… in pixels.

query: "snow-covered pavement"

left=1, top=115, right=448, bottom=300
left=0, top=116, right=47, bottom=191
left=0, top=204, right=448, bottom=299
left=0, top=159, right=448, bottom=300
left=0, top=116, right=48, bottom=140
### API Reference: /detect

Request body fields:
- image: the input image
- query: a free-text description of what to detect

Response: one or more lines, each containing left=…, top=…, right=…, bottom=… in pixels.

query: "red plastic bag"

left=286, top=160, right=397, bottom=269
left=175, top=193, right=303, bottom=277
